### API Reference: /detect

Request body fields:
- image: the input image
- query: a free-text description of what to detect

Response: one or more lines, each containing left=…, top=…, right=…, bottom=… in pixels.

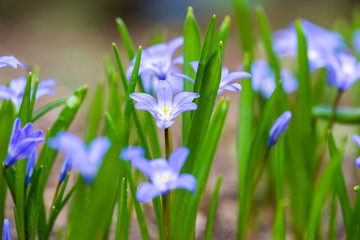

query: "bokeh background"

left=0, top=0, right=359, bottom=239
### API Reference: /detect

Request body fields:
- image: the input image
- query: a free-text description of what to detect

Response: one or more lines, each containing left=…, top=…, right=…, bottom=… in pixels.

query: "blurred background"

left=0, top=0, right=359, bottom=238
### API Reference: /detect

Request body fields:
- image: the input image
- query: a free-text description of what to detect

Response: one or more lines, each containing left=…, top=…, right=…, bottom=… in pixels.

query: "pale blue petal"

left=156, top=119, right=175, bottom=129
left=25, top=148, right=37, bottom=186
left=48, top=132, right=87, bottom=159
left=88, top=137, right=111, bottom=165
left=131, top=157, right=153, bottom=178
left=136, top=182, right=161, bottom=203
left=352, top=135, right=360, bottom=148
left=2, top=219, right=11, bottom=240
left=171, top=174, right=197, bottom=194
left=59, top=155, right=73, bottom=182
left=356, top=157, right=360, bottom=168
left=171, top=102, right=197, bottom=119
left=268, top=111, right=292, bottom=147
left=168, top=147, right=189, bottom=175
left=157, top=80, right=173, bottom=110
left=120, top=146, right=145, bottom=161
left=0, top=55, right=25, bottom=69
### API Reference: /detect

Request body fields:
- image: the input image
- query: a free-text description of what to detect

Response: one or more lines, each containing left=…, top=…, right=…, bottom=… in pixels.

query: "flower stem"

left=325, top=89, right=343, bottom=134
left=163, top=128, right=171, bottom=239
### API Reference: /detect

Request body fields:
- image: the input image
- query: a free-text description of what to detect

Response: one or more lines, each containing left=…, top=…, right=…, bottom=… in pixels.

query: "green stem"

left=253, top=147, right=271, bottom=192
left=163, top=128, right=171, bottom=240
left=325, top=90, right=343, bottom=134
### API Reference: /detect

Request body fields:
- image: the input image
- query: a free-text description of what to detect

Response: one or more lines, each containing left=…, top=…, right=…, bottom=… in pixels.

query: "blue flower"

left=2, top=219, right=11, bottom=240
left=351, top=29, right=360, bottom=54
left=173, top=61, right=251, bottom=95
left=0, top=55, right=25, bottom=69
left=48, top=132, right=111, bottom=184
left=0, top=77, right=56, bottom=107
left=126, top=37, right=184, bottom=93
left=250, top=60, right=298, bottom=99
left=59, top=155, right=73, bottom=182
left=130, top=80, right=199, bottom=129
left=120, top=146, right=145, bottom=161
left=273, top=19, right=347, bottom=72
left=25, top=149, right=36, bottom=186
left=352, top=135, right=360, bottom=168
left=5, top=118, right=44, bottom=167
left=326, top=52, right=360, bottom=91
left=268, top=111, right=292, bottom=147
left=131, top=147, right=196, bottom=203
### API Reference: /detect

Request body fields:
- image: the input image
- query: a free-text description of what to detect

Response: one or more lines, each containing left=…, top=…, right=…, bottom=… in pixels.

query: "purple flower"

left=173, top=61, right=251, bottom=94
left=0, top=77, right=56, bottom=107
left=273, top=19, right=347, bottom=72
left=2, top=219, right=11, bottom=240
left=250, top=60, right=298, bottom=99
left=130, top=80, right=199, bottom=129
left=351, top=29, right=360, bottom=54
left=5, top=118, right=44, bottom=167
left=131, top=147, right=196, bottom=203
left=25, top=149, right=36, bottom=186
left=326, top=52, right=360, bottom=91
left=268, top=111, right=292, bottom=147
left=48, top=132, right=111, bottom=184
left=126, top=37, right=184, bottom=93
left=120, top=146, right=145, bottom=161
left=59, top=155, right=73, bottom=182
left=352, top=135, right=360, bottom=168
left=0, top=55, right=25, bottom=69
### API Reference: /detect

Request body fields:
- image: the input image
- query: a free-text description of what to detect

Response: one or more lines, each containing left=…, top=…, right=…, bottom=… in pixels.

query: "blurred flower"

left=59, top=155, right=73, bottom=182
left=326, top=52, right=360, bottom=91
left=352, top=135, right=360, bottom=168
left=5, top=118, right=44, bottom=167
left=0, top=55, right=25, bottom=69
left=250, top=60, right=298, bottom=99
left=173, top=61, right=251, bottom=94
left=268, top=111, right=292, bottom=147
left=126, top=37, right=184, bottom=93
left=2, top=219, right=11, bottom=240
left=0, top=77, right=56, bottom=107
left=48, top=132, right=111, bottom=184
left=351, top=29, right=360, bottom=54
left=273, top=19, right=347, bottom=72
left=130, top=80, right=199, bottom=129
left=120, top=146, right=145, bottom=161
left=131, top=147, right=196, bottom=203
left=25, top=149, right=36, bottom=186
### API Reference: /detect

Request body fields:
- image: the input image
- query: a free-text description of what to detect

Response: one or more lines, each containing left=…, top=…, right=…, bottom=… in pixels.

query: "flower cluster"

left=273, top=19, right=360, bottom=92
left=0, top=77, right=56, bottom=107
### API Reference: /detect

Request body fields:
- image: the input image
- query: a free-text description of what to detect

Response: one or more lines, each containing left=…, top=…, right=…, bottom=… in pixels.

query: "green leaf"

left=214, top=16, right=231, bottom=51
left=312, top=105, right=360, bottom=124
left=347, top=192, right=360, bottom=239
left=30, top=79, right=39, bottom=115
left=233, top=0, right=254, bottom=58
left=305, top=135, right=338, bottom=240
left=116, top=178, right=128, bottom=240
left=0, top=101, right=15, bottom=232
left=116, top=18, right=136, bottom=60
left=238, top=85, right=281, bottom=240
left=31, top=99, right=68, bottom=122
left=192, top=15, right=216, bottom=96
left=26, top=129, right=50, bottom=240
left=173, top=98, right=229, bottom=239
left=15, top=72, right=32, bottom=240
left=124, top=47, right=142, bottom=145
left=182, top=6, right=201, bottom=142
left=204, top=176, right=222, bottom=240
left=184, top=42, right=222, bottom=173
left=84, top=83, right=105, bottom=144
left=36, top=85, right=88, bottom=185
left=255, top=5, right=281, bottom=81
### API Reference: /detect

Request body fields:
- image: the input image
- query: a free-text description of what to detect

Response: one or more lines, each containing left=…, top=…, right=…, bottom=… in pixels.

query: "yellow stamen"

left=162, top=175, right=169, bottom=182
left=163, top=107, right=168, bottom=115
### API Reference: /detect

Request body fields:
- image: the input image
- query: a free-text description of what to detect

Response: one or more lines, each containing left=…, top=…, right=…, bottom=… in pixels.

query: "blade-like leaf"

left=116, top=18, right=136, bottom=60
left=31, top=99, right=67, bottom=122
left=205, top=176, right=223, bottom=240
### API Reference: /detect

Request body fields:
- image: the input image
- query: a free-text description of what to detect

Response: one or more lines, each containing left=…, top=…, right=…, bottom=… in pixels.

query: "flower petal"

left=353, top=135, right=360, bottom=148
left=157, top=80, right=173, bottom=110
left=0, top=55, right=25, bottom=69
left=136, top=182, right=161, bottom=203
left=120, top=146, right=145, bottom=161
left=356, top=156, right=360, bottom=168
left=168, top=147, right=189, bottom=175
left=59, top=155, right=73, bottom=182
left=2, top=219, right=11, bottom=240
left=25, top=148, right=37, bottom=186
left=131, top=157, right=153, bottom=179
left=171, top=102, right=197, bottom=119
left=156, top=119, right=175, bottom=129
left=48, top=132, right=86, bottom=158
left=171, top=173, right=197, bottom=194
